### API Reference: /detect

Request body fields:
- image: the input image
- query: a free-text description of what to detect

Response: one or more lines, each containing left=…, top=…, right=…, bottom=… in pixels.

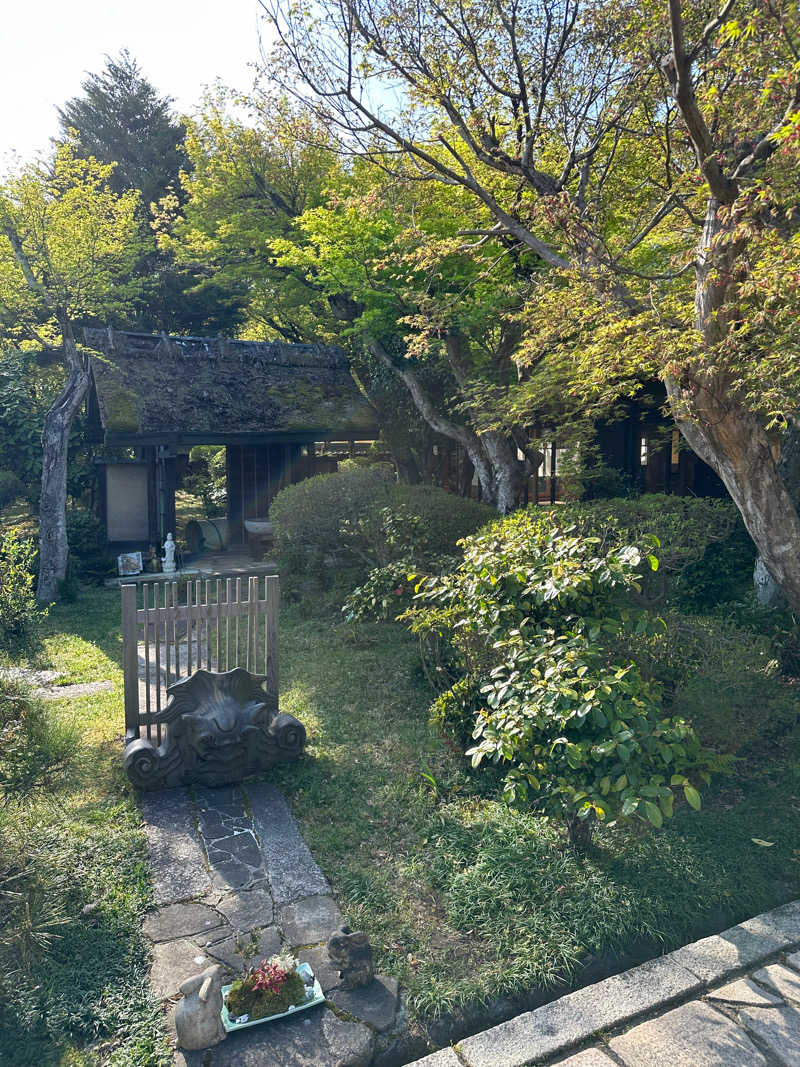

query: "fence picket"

left=123, top=571, right=278, bottom=740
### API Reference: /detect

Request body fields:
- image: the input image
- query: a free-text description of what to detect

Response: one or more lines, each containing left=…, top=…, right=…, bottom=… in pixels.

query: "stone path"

left=411, top=901, right=800, bottom=1067
left=140, top=781, right=403, bottom=1066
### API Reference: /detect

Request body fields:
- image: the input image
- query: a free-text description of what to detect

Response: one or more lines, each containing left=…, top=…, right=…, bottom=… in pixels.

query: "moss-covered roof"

left=85, top=328, right=376, bottom=442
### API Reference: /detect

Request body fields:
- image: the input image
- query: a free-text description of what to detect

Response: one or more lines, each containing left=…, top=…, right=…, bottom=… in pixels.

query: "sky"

left=0, top=0, right=268, bottom=164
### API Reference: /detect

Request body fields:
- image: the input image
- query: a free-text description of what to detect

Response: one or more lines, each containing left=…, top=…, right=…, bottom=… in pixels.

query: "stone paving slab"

left=214, top=885, right=274, bottom=931
left=206, top=925, right=282, bottom=972
left=329, top=976, right=400, bottom=1033
left=553, top=1050, right=616, bottom=1066
left=280, top=894, right=344, bottom=947
left=247, top=781, right=331, bottom=904
left=141, top=790, right=212, bottom=905
left=142, top=902, right=226, bottom=943
left=668, top=920, right=789, bottom=985
left=706, top=976, right=782, bottom=1008
left=609, top=1000, right=768, bottom=1066
left=737, top=1001, right=800, bottom=1066
left=174, top=1005, right=375, bottom=1066
left=299, top=945, right=344, bottom=993
left=750, top=962, right=800, bottom=1004
left=150, top=939, right=213, bottom=999
left=456, top=955, right=701, bottom=1067
left=409, top=1051, right=462, bottom=1067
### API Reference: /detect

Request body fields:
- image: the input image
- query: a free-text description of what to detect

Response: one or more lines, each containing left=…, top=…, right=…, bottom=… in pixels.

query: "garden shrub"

left=0, top=470, right=25, bottom=511
left=609, top=612, right=799, bottom=754
left=0, top=529, right=43, bottom=653
left=555, top=495, right=753, bottom=607
left=404, top=509, right=721, bottom=842
left=66, top=507, right=113, bottom=582
left=271, top=468, right=493, bottom=594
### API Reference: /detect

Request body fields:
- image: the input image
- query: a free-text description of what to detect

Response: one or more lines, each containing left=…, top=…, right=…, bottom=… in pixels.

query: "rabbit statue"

left=175, top=964, right=227, bottom=1050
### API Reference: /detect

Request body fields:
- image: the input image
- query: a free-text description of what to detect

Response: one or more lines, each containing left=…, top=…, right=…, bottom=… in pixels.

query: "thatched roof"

left=85, top=328, right=376, bottom=444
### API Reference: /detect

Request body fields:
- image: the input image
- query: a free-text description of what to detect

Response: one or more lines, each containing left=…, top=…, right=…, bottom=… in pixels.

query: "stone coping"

left=409, top=901, right=800, bottom=1067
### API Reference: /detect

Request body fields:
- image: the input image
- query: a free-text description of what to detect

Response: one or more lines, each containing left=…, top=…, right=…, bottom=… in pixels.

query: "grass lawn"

left=0, top=588, right=171, bottom=1067
left=3, top=582, right=800, bottom=1064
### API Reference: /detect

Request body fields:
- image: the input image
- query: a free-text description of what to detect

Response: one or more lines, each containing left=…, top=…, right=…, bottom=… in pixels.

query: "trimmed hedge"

left=270, top=469, right=494, bottom=593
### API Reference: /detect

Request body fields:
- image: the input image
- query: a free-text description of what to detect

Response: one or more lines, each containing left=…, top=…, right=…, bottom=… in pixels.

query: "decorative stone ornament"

left=162, top=532, right=177, bottom=573
left=124, top=668, right=306, bottom=790
left=327, top=926, right=375, bottom=989
left=175, top=964, right=227, bottom=1050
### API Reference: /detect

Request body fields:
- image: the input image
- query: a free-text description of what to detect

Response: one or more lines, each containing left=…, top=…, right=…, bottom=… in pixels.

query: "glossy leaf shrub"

left=404, top=509, right=721, bottom=841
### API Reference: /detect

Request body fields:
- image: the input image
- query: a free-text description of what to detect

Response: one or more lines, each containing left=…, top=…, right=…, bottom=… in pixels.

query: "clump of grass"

left=0, top=590, right=170, bottom=1067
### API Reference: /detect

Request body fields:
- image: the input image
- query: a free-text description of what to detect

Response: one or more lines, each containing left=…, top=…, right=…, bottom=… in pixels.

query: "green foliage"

left=182, top=445, right=226, bottom=517
left=405, top=510, right=719, bottom=837
left=0, top=144, right=143, bottom=334
left=271, top=467, right=394, bottom=589
left=65, top=508, right=113, bottom=582
left=610, top=610, right=800, bottom=754
left=342, top=559, right=419, bottom=622
left=0, top=352, right=42, bottom=494
left=392, top=484, right=494, bottom=560
left=225, top=967, right=306, bottom=1021
left=0, top=530, right=43, bottom=653
left=0, top=678, right=79, bottom=801
left=271, top=468, right=493, bottom=595
left=0, top=469, right=25, bottom=510
left=57, top=49, right=187, bottom=209
left=554, top=496, right=753, bottom=607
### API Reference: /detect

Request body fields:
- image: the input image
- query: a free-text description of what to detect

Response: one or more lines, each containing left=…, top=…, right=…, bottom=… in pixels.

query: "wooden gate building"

left=84, top=328, right=378, bottom=549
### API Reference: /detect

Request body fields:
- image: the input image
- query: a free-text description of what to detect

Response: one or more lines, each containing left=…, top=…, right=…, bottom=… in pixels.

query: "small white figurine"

left=162, top=532, right=177, bottom=573
left=175, top=964, right=227, bottom=1050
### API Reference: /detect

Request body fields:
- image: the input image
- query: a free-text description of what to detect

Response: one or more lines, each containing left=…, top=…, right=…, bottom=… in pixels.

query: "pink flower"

left=395, top=587, right=404, bottom=596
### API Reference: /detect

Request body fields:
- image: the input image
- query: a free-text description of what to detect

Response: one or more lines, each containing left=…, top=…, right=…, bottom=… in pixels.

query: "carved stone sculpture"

left=327, top=926, right=374, bottom=989
left=175, top=964, right=227, bottom=1050
left=124, top=668, right=306, bottom=790
left=162, top=532, right=177, bottom=573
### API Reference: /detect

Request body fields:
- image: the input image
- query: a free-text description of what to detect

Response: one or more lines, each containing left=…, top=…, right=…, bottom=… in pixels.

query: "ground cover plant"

left=275, top=594, right=800, bottom=1022
left=0, top=588, right=171, bottom=1067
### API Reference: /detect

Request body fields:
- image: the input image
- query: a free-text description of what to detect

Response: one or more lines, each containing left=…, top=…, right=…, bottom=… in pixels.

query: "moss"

left=96, top=376, right=140, bottom=432
left=225, top=971, right=307, bottom=1020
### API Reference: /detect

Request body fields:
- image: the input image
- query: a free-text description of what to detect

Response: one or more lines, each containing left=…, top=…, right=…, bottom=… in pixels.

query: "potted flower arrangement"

left=222, top=952, right=323, bottom=1031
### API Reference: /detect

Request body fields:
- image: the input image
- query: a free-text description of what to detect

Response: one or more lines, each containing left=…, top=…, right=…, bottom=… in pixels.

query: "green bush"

left=0, top=529, right=43, bottom=653
left=0, top=470, right=25, bottom=511
left=404, top=509, right=720, bottom=843
left=0, top=352, right=43, bottom=495
left=66, top=508, right=113, bottom=582
left=610, top=612, right=799, bottom=754
left=554, top=495, right=754, bottom=607
left=271, top=467, right=394, bottom=590
left=271, top=468, right=493, bottom=594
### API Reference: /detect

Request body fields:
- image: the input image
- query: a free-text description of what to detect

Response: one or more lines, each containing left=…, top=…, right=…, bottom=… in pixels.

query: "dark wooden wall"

left=226, top=444, right=304, bottom=544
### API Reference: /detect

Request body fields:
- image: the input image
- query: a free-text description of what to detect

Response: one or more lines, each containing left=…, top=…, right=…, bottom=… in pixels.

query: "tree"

left=263, top=0, right=800, bottom=605
left=0, top=146, right=141, bottom=602
left=57, top=50, right=187, bottom=209
left=158, top=85, right=336, bottom=342
left=270, top=160, right=542, bottom=508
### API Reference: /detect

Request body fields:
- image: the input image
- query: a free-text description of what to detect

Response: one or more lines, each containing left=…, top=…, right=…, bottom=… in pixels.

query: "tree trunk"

left=36, top=322, right=88, bottom=604
left=666, top=199, right=800, bottom=612
left=368, top=338, right=528, bottom=512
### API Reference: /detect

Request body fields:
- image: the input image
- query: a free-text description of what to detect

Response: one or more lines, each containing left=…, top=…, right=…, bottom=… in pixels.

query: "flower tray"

left=221, top=963, right=325, bottom=1033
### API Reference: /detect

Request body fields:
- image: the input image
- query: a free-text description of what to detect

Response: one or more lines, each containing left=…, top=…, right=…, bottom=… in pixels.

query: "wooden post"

left=265, top=575, right=279, bottom=700
left=121, top=583, right=140, bottom=741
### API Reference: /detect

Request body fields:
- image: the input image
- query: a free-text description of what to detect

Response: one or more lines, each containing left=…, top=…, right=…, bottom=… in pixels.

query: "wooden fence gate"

left=121, top=574, right=279, bottom=744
